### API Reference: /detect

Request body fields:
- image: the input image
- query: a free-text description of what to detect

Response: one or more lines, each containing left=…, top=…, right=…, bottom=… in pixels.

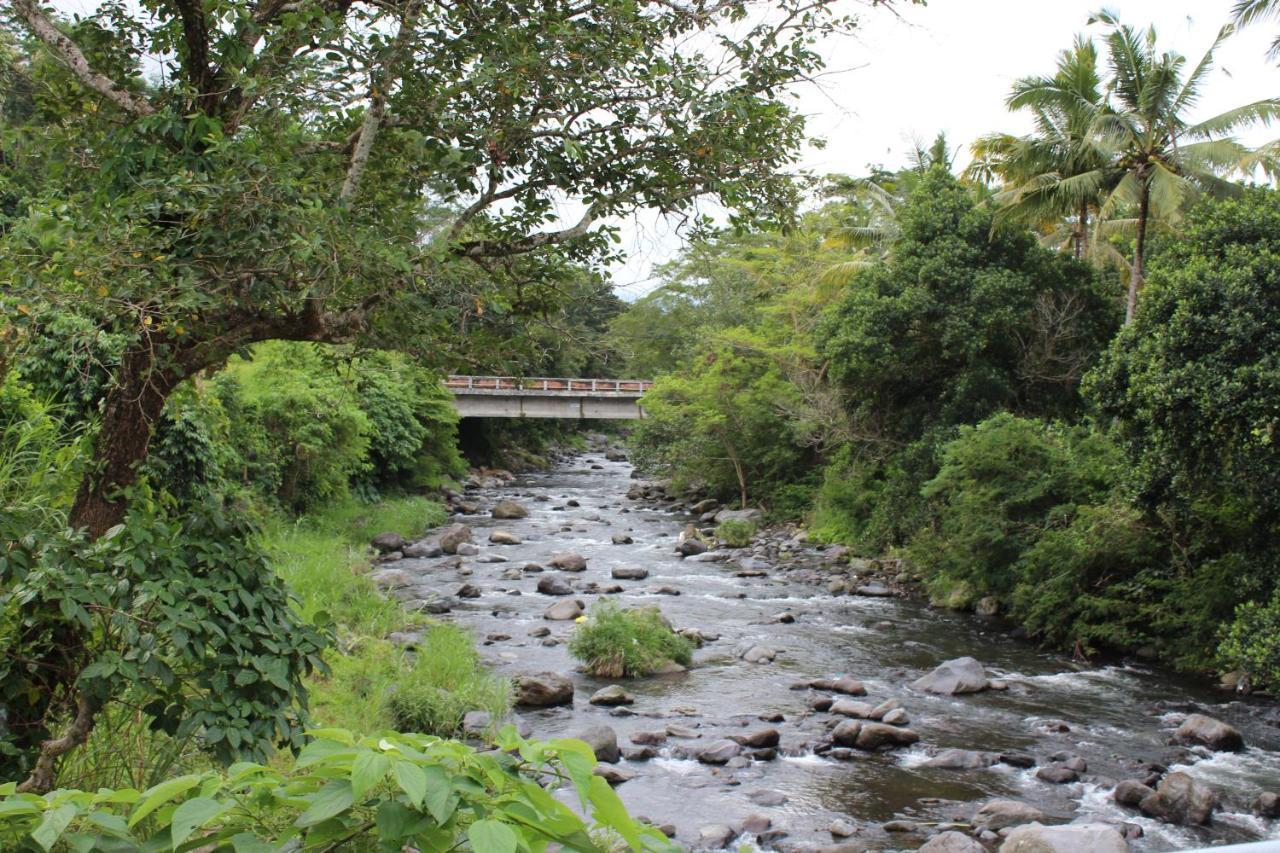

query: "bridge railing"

left=444, top=375, right=654, bottom=393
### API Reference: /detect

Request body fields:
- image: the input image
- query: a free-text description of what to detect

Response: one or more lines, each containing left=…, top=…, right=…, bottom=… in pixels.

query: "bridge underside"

left=453, top=393, right=646, bottom=420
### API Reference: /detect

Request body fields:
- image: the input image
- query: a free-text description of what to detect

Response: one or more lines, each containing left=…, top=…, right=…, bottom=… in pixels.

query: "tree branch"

left=10, top=0, right=156, bottom=117
left=165, top=0, right=214, bottom=103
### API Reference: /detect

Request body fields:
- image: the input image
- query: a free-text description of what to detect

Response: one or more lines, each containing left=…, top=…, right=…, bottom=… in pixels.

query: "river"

left=395, top=450, right=1280, bottom=851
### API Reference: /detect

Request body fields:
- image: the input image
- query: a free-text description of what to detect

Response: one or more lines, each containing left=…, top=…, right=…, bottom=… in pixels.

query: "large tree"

left=1, top=0, right=906, bottom=540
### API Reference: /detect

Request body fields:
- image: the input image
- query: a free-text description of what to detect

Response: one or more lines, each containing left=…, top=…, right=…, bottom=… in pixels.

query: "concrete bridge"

left=445, top=376, right=654, bottom=419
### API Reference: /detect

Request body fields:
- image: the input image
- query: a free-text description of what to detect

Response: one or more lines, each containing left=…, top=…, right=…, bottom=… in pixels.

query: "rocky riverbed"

left=365, top=443, right=1280, bottom=851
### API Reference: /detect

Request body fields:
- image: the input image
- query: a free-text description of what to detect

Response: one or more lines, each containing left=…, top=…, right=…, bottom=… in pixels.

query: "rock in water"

left=611, top=533, right=633, bottom=545
left=854, top=723, right=919, bottom=751
left=402, top=541, right=442, bottom=558
left=1139, top=771, right=1217, bottom=825
left=1173, top=713, right=1244, bottom=752
left=543, top=599, right=584, bottom=620
left=537, top=576, right=574, bottom=596
left=491, top=500, right=529, bottom=519
left=573, top=724, right=619, bottom=763
left=972, top=800, right=1046, bottom=832
left=676, top=524, right=707, bottom=556
left=999, top=823, right=1127, bottom=853
left=489, top=529, right=522, bottom=545
left=925, top=749, right=1000, bottom=770
left=911, top=656, right=990, bottom=694
left=1254, top=792, right=1280, bottom=818
left=438, top=523, right=473, bottom=554
left=549, top=552, right=588, bottom=571
left=1113, top=780, right=1154, bottom=808
left=713, top=508, right=762, bottom=524
left=919, top=831, right=985, bottom=852
left=696, top=740, right=742, bottom=765
left=740, top=645, right=776, bottom=664
left=589, top=685, right=634, bottom=706
left=611, top=566, right=649, bottom=580
left=371, top=532, right=407, bottom=553
left=513, top=673, right=573, bottom=706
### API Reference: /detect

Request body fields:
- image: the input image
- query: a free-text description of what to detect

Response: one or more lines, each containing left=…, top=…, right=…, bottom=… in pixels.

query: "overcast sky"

left=608, top=0, right=1280, bottom=299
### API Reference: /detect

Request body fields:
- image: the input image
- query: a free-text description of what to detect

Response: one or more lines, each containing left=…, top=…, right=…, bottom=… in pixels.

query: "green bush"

left=908, top=414, right=1121, bottom=601
left=0, top=728, right=674, bottom=851
left=715, top=518, right=757, bottom=547
left=568, top=603, right=694, bottom=678
left=386, top=626, right=511, bottom=738
left=0, top=492, right=330, bottom=785
left=1220, top=589, right=1280, bottom=689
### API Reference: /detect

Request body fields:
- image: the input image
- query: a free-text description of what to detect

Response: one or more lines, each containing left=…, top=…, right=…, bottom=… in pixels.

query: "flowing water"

left=392, top=452, right=1280, bottom=851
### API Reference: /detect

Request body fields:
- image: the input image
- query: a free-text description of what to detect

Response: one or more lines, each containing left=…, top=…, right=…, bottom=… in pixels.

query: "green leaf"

left=392, top=760, right=426, bottom=808
left=294, top=780, right=353, bottom=828
left=421, top=765, right=456, bottom=825
left=350, top=751, right=391, bottom=800
left=0, top=799, right=42, bottom=818
left=587, top=775, right=642, bottom=850
left=467, top=819, right=516, bottom=853
left=31, top=804, right=78, bottom=852
left=170, top=796, right=228, bottom=846
left=129, top=774, right=203, bottom=828
left=374, top=800, right=432, bottom=840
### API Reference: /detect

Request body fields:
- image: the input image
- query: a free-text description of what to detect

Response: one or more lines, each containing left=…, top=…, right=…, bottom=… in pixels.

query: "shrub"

left=0, top=492, right=330, bottom=787
left=386, top=626, right=511, bottom=738
left=0, top=728, right=675, bottom=851
left=715, top=518, right=757, bottom=547
left=568, top=603, right=694, bottom=678
left=1220, top=589, right=1280, bottom=689
left=908, top=414, right=1121, bottom=602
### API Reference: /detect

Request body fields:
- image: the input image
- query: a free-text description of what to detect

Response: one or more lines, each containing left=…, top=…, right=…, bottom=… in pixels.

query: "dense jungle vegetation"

left=1, top=0, right=1279, bottom=847
left=622, top=14, right=1280, bottom=687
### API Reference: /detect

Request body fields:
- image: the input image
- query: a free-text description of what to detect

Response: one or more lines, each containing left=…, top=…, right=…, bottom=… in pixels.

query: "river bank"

left=367, top=445, right=1280, bottom=851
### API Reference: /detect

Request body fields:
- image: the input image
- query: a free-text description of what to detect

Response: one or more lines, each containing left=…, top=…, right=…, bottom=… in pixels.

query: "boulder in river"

left=489, top=529, right=522, bottom=545
left=573, top=724, right=619, bottom=763
left=537, top=575, right=574, bottom=596
left=611, top=566, right=649, bottom=580
left=368, top=568, right=414, bottom=590
left=455, top=583, right=481, bottom=599
left=402, top=541, right=443, bottom=559
left=880, top=708, right=909, bottom=726
left=1139, top=770, right=1217, bottom=825
left=611, top=533, right=633, bottom=545
left=918, top=831, right=985, bottom=852
left=830, top=699, right=877, bottom=719
left=925, top=749, right=1000, bottom=770
left=676, top=524, right=708, bottom=556
left=549, top=552, right=588, bottom=571
left=1173, top=713, right=1244, bottom=752
left=1035, top=765, right=1079, bottom=785
left=592, top=765, right=634, bottom=785
left=513, top=673, right=573, bottom=707
left=1254, top=791, right=1280, bottom=818
left=1114, top=780, right=1155, bottom=808
left=589, top=685, right=634, bottom=706
left=972, top=800, right=1046, bottom=832
left=713, top=508, right=762, bottom=524
left=543, top=599, right=584, bottom=620
left=739, top=644, right=776, bottom=664
left=438, top=523, right=473, bottom=554
left=831, top=720, right=862, bottom=747
left=730, top=728, right=780, bottom=749
left=911, top=656, right=990, bottom=694
left=696, top=739, right=742, bottom=765
left=854, top=582, right=894, bottom=597
left=491, top=500, right=529, bottom=519
left=699, top=825, right=736, bottom=848
left=370, top=532, right=407, bottom=553
left=999, top=823, right=1127, bottom=853
left=854, top=722, right=919, bottom=751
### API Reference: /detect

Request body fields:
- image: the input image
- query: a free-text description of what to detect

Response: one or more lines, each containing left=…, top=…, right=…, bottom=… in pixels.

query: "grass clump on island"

left=569, top=601, right=694, bottom=678
left=715, top=517, right=758, bottom=547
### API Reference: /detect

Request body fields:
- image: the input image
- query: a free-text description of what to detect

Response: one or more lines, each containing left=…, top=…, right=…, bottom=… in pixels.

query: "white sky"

left=607, top=0, right=1280, bottom=299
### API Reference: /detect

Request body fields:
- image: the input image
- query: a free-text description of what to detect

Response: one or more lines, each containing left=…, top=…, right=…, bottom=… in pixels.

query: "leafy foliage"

left=568, top=603, right=693, bottom=679
left=0, top=727, right=676, bottom=851
left=0, top=494, right=330, bottom=783
left=715, top=518, right=758, bottom=548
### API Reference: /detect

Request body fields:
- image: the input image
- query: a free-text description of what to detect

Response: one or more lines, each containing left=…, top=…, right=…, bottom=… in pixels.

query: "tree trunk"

left=68, top=348, right=180, bottom=539
left=1075, top=199, right=1090, bottom=260
left=1126, top=183, right=1150, bottom=324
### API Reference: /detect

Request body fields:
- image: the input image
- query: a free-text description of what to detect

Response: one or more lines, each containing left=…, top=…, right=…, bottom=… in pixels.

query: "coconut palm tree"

left=1087, top=11, right=1280, bottom=321
left=1233, top=0, right=1280, bottom=59
left=969, top=36, right=1115, bottom=260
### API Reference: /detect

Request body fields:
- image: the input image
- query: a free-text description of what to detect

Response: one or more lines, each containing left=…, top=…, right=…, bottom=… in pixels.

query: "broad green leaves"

left=0, top=729, right=678, bottom=851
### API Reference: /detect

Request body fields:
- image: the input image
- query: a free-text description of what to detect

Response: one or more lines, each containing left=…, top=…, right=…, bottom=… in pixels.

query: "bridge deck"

left=444, top=375, right=654, bottom=419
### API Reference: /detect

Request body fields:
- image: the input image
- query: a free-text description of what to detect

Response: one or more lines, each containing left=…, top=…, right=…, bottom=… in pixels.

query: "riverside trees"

left=0, top=0, right=916, bottom=793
